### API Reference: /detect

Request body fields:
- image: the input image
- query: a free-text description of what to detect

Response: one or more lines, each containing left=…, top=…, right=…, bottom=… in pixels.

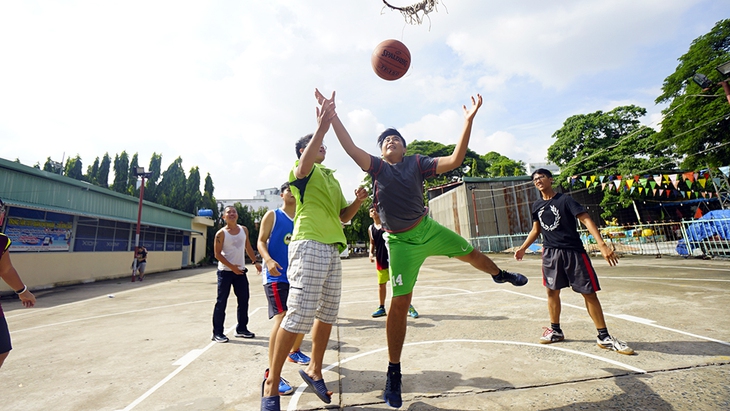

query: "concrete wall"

left=1, top=250, right=183, bottom=292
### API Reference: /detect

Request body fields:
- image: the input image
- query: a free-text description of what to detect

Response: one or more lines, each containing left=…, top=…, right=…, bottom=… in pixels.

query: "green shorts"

left=377, top=268, right=390, bottom=285
left=386, top=216, right=473, bottom=297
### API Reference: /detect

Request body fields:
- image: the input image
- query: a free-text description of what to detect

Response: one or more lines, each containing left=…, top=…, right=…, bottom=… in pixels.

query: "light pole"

left=132, top=166, right=152, bottom=282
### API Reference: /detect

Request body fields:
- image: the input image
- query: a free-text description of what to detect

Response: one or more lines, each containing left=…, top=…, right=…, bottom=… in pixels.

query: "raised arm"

left=315, top=89, right=372, bottom=171
left=436, top=94, right=483, bottom=174
left=295, top=98, right=336, bottom=179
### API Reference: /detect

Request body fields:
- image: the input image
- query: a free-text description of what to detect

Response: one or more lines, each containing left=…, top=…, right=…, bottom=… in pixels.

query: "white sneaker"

left=597, top=335, right=634, bottom=355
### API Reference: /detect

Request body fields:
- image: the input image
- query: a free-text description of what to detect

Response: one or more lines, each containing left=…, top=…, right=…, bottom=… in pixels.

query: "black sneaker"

left=383, top=369, right=402, bottom=408
left=235, top=329, right=255, bottom=338
left=212, top=334, right=229, bottom=343
left=493, top=269, right=528, bottom=286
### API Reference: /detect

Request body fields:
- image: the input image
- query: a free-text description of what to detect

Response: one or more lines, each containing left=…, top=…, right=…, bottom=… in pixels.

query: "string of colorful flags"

left=568, top=171, right=721, bottom=199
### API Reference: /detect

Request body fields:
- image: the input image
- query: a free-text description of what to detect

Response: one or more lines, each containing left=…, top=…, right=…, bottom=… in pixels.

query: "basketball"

left=371, top=39, right=411, bottom=81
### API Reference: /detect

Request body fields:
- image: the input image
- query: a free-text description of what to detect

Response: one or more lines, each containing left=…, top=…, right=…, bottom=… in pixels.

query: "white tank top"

left=217, top=225, right=246, bottom=271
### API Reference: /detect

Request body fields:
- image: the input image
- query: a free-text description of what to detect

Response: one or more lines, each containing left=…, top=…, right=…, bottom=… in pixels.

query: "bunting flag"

left=567, top=169, right=719, bottom=199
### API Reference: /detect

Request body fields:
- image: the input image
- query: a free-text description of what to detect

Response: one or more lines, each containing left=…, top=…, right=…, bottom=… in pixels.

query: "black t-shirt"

left=531, top=193, right=587, bottom=250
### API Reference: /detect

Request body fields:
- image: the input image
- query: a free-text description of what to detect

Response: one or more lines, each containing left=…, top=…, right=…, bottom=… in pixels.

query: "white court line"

left=501, top=289, right=730, bottom=347
left=119, top=306, right=266, bottom=411
left=286, top=339, right=646, bottom=411
left=9, top=300, right=211, bottom=333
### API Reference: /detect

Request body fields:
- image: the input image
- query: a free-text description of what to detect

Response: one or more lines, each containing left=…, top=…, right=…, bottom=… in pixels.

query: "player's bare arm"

left=340, top=187, right=368, bottom=223
left=295, top=98, right=335, bottom=179
left=578, top=213, right=619, bottom=266
left=315, top=88, right=372, bottom=171
left=436, top=94, right=483, bottom=174
left=242, top=226, right=262, bottom=274
left=514, top=221, right=541, bottom=261
left=257, top=210, right=282, bottom=277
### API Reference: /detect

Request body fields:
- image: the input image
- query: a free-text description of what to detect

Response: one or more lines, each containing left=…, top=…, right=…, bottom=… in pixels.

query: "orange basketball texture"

left=371, top=39, right=411, bottom=81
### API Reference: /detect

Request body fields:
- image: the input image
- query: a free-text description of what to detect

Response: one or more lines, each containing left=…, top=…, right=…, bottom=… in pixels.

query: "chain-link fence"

left=470, top=217, right=730, bottom=259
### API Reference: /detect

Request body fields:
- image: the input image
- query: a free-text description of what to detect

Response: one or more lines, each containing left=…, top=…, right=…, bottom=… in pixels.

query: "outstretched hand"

left=463, top=94, right=483, bottom=120
left=315, top=88, right=335, bottom=107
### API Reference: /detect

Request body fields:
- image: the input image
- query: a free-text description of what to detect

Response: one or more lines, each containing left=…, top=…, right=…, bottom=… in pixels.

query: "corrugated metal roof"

left=1, top=157, right=197, bottom=233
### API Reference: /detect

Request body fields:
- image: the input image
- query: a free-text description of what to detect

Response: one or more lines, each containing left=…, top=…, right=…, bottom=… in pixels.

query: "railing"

left=470, top=218, right=730, bottom=259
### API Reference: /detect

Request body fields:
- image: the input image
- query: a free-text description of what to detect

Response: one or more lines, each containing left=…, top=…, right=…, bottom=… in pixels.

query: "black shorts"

left=264, top=282, right=290, bottom=319
left=0, top=313, right=11, bottom=354
left=542, top=248, right=601, bottom=294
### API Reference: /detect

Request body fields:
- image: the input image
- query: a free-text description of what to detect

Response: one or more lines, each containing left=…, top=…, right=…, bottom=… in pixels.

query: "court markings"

left=501, top=289, right=730, bottom=347
left=286, top=339, right=647, bottom=411
left=118, top=306, right=266, bottom=411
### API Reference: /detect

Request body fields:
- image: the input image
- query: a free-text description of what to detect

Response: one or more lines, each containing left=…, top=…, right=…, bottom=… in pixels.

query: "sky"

left=0, top=1, right=726, bottom=202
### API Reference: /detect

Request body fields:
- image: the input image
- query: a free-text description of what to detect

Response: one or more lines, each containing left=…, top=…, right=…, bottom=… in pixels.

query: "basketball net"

left=382, top=0, right=443, bottom=27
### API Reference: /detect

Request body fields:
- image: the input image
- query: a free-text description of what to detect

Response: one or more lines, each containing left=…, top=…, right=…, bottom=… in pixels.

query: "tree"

left=656, top=19, right=730, bottom=169
left=481, top=152, right=526, bottom=177
left=127, top=153, right=140, bottom=195
left=112, top=151, right=130, bottom=193
left=547, top=105, right=672, bottom=219
left=406, top=140, right=488, bottom=187
left=144, top=153, right=163, bottom=202
left=43, top=157, right=62, bottom=174
left=86, top=157, right=100, bottom=185
left=184, top=166, right=202, bottom=214
left=64, top=155, right=84, bottom=180
left=98, top=153, right=111, bottom=188
left=157, top=157, right=187, bottom=210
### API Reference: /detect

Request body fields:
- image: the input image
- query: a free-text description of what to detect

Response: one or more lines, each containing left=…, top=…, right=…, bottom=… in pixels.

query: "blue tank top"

left=263, top=208, right=294, bottom=284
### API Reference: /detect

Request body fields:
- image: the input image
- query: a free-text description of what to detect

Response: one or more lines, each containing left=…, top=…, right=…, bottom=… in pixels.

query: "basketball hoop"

left=381, top=0, right=445, bottom=28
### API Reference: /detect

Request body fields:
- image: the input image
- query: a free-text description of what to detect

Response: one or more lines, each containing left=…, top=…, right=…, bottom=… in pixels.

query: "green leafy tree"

left=655, top=19, right=730, bottom=169
left=127, top=153, right=140, bottom=195
left=547, top=105, right=672, bottom=219
left=202, top=173, right=218, bottom=263
left=407, top=140, right=488, bottom=187
left=64, top=155, right=84, bottom=180
left=481, top=152, right=526, bottom=177
left=231, top=203, right=267, bottom=253
left=144, top=153, right=163, bottom=202
left=98, top=153, right=111, bottom=188
left=86, top=157, right=100, bottom=185
left=112, top=151, right=130, bottom=193
left=157, top=157, right=187, bottom=209
left=184, top=166, right=202, bottom=214
left=43, top=157, right=61, bottom=174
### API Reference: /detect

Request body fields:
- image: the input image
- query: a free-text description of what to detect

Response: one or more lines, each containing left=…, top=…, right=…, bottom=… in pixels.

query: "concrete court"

left=1, top=254, right=729, bottom=411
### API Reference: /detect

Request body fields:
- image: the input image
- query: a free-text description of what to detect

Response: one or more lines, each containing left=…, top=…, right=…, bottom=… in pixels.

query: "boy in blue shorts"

left=514, top=168, right=634, bottom=355
left=258, top=182, right=312, bottom=396
left=316, top=89, right=528, bottom=408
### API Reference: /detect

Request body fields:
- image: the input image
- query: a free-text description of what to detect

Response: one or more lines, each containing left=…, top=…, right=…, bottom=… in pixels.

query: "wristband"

left=15, top=284, right=27, bottom=295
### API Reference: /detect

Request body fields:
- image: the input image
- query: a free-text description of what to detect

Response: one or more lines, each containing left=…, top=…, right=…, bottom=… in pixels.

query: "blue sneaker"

left=287, top=349, right=311, bottom=365
left=372, top=306, right=387, bottom=317
left=408, top=305, right=419, bottom=318
left=493, top=269, right=528, bottom=286
left=278, top=377, right=294, bottom=395
left=263, top=368, right=295, bottom=396
left=383, top=368, right=402, bottom=408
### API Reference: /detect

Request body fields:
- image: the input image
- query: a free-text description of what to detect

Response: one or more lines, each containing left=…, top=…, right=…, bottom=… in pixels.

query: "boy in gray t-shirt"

left=316, top=88, right=528, bottom=408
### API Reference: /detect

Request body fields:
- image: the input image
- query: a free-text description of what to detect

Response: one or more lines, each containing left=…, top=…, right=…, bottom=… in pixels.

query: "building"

left=0, top=157, right=212, bottom=293
left=216, top=187, right=283, bottom=212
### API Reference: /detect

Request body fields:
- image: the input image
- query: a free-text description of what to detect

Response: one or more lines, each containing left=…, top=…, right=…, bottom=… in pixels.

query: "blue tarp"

left=676, top=210, right=730, bottom=255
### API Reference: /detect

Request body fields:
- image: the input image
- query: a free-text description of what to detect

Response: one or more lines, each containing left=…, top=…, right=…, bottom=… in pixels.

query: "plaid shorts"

left=281, top=240, right=342, bottom=334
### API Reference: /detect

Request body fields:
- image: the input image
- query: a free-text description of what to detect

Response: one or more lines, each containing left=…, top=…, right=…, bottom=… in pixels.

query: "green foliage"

left=481, top=151, right=526, bottom=177
left=184, top=166, right=202, bottom=214
left=157, top=157, right=187, bottom=209
left=656, top=19, right=730, bottom=169
left=547, top=105, right=673, bottom=219
left=112, top=151, right=129, bottom=193
left=144, top=153, right=163, bottom=202
left=98, top=153, right=111, bottom=188
left=86, top=157, right=100, bottom=185
left=127, top=153, right=139, bottom=195
left=232, top=203, right=268, bottom=252
left=64, top=155, right=84, bottom=180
